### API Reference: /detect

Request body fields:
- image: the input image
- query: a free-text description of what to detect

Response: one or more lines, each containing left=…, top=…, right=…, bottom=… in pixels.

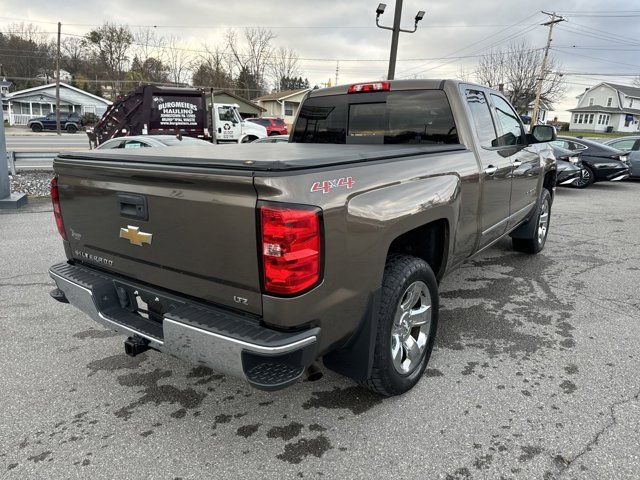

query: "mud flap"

left=322, top=290, right=381, bottom=382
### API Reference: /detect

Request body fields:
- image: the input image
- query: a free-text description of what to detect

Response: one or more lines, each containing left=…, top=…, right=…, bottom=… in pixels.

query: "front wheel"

left=241, top=135, right=257, bottom=143
left=512, top=189, right=551, bottom=254
left=362, top=254, right=439, bottom=396
left=66, top=124, right=78, bottom=133
left=31, top=123, right=43, bottom=133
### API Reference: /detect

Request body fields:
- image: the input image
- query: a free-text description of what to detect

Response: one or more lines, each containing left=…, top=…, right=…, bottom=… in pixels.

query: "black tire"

left=31, top=123, right=43, bottom=133
left=241, top=135, right=256, bottom=143
left=66, top=124, right=78, bottom=133
left=362, top=254, right=439, bottom=396
left=268, top=131, right=279, bottom=136
left=512, top=189, right=551, bottom=254
left=573, top=165, right=595, bottom=189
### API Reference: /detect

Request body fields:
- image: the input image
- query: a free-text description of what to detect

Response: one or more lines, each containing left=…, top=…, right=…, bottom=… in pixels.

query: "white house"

left=569, top=82, right=640, bottom=133
left=2, top=82, right=111, bottom=126
left=255, top=88, right=311, bottom=126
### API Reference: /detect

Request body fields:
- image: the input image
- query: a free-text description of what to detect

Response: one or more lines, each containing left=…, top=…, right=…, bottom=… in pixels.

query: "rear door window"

left=293, top=90, right=458, bottom=145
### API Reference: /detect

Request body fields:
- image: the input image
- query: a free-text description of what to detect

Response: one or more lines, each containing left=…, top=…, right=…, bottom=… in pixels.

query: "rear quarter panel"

left=253, top=149, right=480, bottom=352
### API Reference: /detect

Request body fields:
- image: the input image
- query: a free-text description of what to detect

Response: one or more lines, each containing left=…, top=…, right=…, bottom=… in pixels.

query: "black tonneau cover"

left=57, top=143, right=467, bottom=172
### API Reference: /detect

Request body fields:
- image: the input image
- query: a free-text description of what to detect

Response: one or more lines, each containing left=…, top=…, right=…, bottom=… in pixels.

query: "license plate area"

left=112, top=281, right=181, bottom=323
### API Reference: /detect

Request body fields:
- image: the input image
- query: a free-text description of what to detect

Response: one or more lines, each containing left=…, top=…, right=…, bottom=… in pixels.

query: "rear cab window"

left=292, top=89, right=459, bottom=145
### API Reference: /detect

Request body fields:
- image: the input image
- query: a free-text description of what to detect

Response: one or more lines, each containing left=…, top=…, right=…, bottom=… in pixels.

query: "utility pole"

left=55, top=22, right=61, bottom=135
left=335, top=60, right=339, bottom=86
left=375, top=2, right=425, bottom=80
left=530, top=12, right=564, bottom=128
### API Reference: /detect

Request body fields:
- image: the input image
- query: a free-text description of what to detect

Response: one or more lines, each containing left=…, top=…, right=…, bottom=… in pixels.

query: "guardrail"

left=6, top=151, right=56, bottom=174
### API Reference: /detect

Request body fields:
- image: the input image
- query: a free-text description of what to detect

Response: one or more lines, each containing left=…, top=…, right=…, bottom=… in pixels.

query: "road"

left=1, top=183, right=639, bottom=479
left=5, top=133, right=90, bottom=152
left=4, top=133, right=89, bottom=170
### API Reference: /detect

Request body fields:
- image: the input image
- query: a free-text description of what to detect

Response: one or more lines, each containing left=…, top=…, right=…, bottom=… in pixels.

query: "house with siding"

left=255, top=88, right=311, bottom=126
left=2, top=82, right=111, bottom=125
left=569, top=82, right=640, bottom=133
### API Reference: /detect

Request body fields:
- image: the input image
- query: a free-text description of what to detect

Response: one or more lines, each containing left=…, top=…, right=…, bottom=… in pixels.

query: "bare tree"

left=164, top=35, right=191, bottom=85
left=226, top=28, right=275, bottom=97
left=192, top=44, right=233, bottom=88
left=129, top=28, right=168, bottom=83
left=85, top=23, right=133, bottom=94
left=0, top=22, right=54, bottom=86
left=475, top=40, right=566, bottom=114
left=61, top=37, right=87, bottom=74
left=270, top=47, right=301, bottom=90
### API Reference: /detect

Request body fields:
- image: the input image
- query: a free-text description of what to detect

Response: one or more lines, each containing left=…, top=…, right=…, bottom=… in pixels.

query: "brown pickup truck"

left=49, top=80, right=557, bottom=396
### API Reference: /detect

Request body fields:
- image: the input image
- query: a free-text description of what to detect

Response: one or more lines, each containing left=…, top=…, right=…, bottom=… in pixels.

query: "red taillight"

left=347, top=81, right=390, bottom=94
left=260, top=204, right=321, bottom=295
left=50, top=176, right=66, bottom=240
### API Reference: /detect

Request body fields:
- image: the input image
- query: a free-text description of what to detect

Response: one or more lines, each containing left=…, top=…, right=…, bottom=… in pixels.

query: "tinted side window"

left=490, top=95, right=524, bottom=146
left=464, top=89, right=498, bottom=148
left=611, top=139, right=635, bottom=150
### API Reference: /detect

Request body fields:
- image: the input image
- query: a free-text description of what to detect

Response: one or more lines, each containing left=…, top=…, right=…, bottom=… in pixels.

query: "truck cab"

left=212, top=103, right=267, bottom=143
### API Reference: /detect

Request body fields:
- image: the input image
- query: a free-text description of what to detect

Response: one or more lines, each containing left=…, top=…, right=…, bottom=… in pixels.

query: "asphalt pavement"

left=0, top=183, right=639, bottom=479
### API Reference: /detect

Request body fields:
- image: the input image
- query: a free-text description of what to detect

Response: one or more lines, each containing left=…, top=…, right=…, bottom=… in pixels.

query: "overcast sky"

left=4, top=0, right=640, bottom=120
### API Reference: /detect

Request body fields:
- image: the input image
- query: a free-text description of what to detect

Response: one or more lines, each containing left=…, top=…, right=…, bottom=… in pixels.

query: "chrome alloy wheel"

left=391, top=281, right=432, bottom=374
left=537, top=197, right=550, bottom=245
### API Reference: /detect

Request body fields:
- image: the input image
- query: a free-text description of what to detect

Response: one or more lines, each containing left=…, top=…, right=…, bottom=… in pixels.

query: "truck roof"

left=58, top=143, right=466, bottom=172
left=307, top=78, right=488, bottom=98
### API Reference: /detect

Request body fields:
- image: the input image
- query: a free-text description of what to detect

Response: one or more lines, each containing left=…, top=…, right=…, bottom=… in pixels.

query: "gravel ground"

left=0, top=182, right=639, bottom=479
left=9, top=171, right=53, bottom=197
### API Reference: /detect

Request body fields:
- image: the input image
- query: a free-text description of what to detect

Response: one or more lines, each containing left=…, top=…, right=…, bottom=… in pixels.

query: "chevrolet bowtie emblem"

left=119, top=225, right=153, bottom=246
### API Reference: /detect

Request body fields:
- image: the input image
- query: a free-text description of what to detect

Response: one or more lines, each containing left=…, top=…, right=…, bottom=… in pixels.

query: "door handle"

left=512, top=160, right=523, bottom=167
left=485, top=165, right=498, bottom=176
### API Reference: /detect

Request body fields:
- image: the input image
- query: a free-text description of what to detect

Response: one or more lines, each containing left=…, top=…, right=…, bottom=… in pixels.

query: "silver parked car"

left=96, top=135, right=213, bottom=149
left=603, top=136, right=640, bottom=178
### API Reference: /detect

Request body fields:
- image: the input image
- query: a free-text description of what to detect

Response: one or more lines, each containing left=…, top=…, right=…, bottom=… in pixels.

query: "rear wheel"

left=573, top=165, right=594, bottom=188
left=31, top=123, right=43, bottom=133
left=512, top=189, right=551, bottom=254
left=362, top=254, right=439, bottom=396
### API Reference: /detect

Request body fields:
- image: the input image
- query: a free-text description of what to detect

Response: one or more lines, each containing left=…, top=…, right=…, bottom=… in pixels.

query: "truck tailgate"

left=54, top=158, right=262, bottom=315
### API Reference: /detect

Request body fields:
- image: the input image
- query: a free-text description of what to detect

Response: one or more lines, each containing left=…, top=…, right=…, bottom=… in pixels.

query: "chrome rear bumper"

left=49, top=262, right=319, bottom=390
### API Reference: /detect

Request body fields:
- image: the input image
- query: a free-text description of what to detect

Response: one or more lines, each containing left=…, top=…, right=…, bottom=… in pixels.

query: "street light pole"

left=376, top=2, right=425, bottom=80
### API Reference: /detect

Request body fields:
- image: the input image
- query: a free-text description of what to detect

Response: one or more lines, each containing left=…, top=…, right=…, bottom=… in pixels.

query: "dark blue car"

left=27, top=112, right=81, bottom=133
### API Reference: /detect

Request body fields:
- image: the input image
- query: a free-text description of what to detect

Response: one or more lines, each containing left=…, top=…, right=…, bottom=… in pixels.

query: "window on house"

left=577, top=114, right=583, bottom=124
left=589, top=98, right=594, bottom=106
left=607, top=97, right=613, bottom=107
left=573, top=114, right=579, bottom=123
left=588, top=114, right=594, bottom=124
left=284, top=101, right=295, bottom=116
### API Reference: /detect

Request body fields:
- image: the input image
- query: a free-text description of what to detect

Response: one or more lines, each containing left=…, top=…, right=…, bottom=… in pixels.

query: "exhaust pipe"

left=305, top=362, right=323, bottom=382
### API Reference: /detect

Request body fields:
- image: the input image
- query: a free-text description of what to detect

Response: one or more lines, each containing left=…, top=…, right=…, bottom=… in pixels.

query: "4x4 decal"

left=310, top=177, right=355, bottom=194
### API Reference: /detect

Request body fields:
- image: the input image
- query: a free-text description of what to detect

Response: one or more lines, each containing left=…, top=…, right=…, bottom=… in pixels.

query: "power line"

left=400, top=13, right=543, bottom=78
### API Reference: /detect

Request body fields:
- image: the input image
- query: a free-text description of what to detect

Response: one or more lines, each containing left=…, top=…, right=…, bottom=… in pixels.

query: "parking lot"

left=1, top=182, right=639, bottom=479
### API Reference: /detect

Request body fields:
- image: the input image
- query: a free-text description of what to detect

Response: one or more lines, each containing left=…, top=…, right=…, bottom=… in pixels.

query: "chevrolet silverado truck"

left=49, top=80, right=557, bottom=396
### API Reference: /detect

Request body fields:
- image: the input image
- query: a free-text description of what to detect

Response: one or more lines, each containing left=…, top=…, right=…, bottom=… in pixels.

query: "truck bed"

left=58, top=143, right=466, bottom=171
